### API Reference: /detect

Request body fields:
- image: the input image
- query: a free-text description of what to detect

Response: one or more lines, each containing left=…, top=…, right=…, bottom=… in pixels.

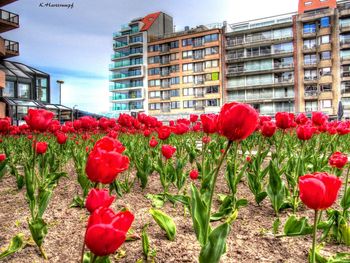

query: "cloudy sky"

left=5, top=0, right=298, bottom=113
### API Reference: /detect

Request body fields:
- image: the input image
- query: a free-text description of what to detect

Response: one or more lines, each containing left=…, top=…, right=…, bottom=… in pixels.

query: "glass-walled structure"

left=0, top=61, right=72, bottom=124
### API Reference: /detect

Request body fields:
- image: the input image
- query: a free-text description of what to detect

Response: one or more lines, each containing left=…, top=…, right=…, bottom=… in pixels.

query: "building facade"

left=147, top=26, right=223, bottom=120
left=109, top=12, right=173, bottom=116
left=225, top=0, right=350, bottom=117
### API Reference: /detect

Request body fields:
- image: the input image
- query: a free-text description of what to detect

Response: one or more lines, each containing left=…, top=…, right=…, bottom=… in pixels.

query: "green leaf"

left=341, top=188, right=350, bottom=211
left=283, top=215, right=313, bottom=236
left=273, top=218, right=281, bottom=235
left=150, top=208, right=176, bottom=241
left=0, top=234, right=25, bottom=260
left=142, top=224, right=150, bottom=260
left=199, top=222, right=231, bottom=263
left=28, top=218, right=48, bottom=247
left=190, top=184, right=209, bottom=246
left=256, top=191, right=267, bottom=205
left=37, top=188, right=53, bottom=218
left=340, top=222, right=350, bottom=246
left=70, top=195, right=85, bottom=208
left=146, top=194, right=165, bottom=208
left=266, top=161, right=285, bottom=215
left=83, top=252, right=111, bottom=263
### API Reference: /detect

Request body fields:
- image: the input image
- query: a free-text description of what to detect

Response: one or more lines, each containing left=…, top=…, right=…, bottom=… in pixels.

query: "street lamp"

left=72, top=104, right=78, bottom=122
left=56, top=80, right=64, bottom=105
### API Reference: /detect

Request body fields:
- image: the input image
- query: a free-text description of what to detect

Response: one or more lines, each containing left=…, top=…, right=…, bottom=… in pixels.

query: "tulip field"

left=0, top=103, right=350, bottom=263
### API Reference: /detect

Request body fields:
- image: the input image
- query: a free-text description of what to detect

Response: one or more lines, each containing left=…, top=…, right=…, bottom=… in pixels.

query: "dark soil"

left=0, top=162, right=348, bottom=263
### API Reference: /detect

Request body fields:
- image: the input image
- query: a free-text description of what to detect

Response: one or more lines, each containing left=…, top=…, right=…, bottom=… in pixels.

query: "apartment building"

left=225, top=0, right=350, bottom=117
left=109, top=12, right=173, bottom=116
left=338, top=0, right=350, bottom=116
left=225, top=14, right=295, bottom=115
left=147, top=25, right=223, bottom=120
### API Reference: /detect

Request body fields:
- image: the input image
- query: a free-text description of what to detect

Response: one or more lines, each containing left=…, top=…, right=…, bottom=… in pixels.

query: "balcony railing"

left=109, top=60, right=143, bottom=69
left=161, top=82, right=170, bottom=88
left=341, top=56, right=350, bottom=62
left=340, top=40, right=350, bottom=47
left=160, top=59, right=170, bottom=65
left=340, top=21, right=350, bottom=30
left=110, top=71, right=142, bottom=80
left=161, top=107, right=171, bottom=112
left=195, top=105, right=205, bottom=111
left=113, top=42, right=128, bottom=49
left=194, top=79, right=205, bottom=85
left=109, top=83, right=143, bottom=91
left=160, top=46, right=170, bottom=53
left=160, top=70, right=170, bottom=77
left=161, top=94, right=170, bottom=100
left=193, top=54, right=204, bottom=60
left=0, top=9, right=18, bottom=25
left=110, top=94, right=143, bottom=101
left=193, top=41, right=204, bottom=47
left=195, top=92, right=205, bottom=98
left=4, top=39, right=18, bottom=53
left=226, top=34, right=293, bottom=47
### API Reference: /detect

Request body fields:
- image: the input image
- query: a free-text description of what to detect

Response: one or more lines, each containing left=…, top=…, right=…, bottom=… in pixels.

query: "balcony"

left=226, top=34, right=293, bottom=48
left=109, top=82, right=143, bottom=91
left=226, top=50, right=292, bottom=62
left=193, top=67, right=205, bottom=73
left=298, top=9, right=334, bottom=22
left=113, top=41, right=128, bottom=49
left=161, top=107, right=171, bottom=112
left=160, top=46, right=170, bottom=54
left=110, top=93, right=143, bottom=102
left=304, top=90, right=320, bottom=99
left=194, top=91, right=205, bottom=98
left=342, top=71, right=350, bottom=81
left=110, top=70, right=143, bottom=81
left=194, top=79, right=205, bottom=86
left=303, top=44, right=317, bottom=53
left=340, top=22, right=350, bottom=33
left=341, top=56, right=350, bottom=65
left=0, top=9, right=18, bottom=33
left=109, top=60, right=143, bottom=70
left=195, top=105, right=205, bottom=111
left=340, top=40, right=350, bottom=49
left=193, top=54, right=204, bottom=60
left=274, top=63, right=294, bottom=70
left=304, top=76, right=318, bottom=84
left=339, top=8, right=350, bottom=18
left=2, top=39, right=18, bottom=57
left=161, top=94, right=170, bottom=100
left=161, top=82, right=170, bottom=88
left=193, top=41, right=204, bottom=48
left=160, top=58, right=170, bottom=65
left=303, top=60, right=318, bottom=68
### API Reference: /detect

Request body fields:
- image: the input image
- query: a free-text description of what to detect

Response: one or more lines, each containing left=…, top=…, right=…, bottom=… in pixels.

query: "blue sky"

left=4, top=0, right=298, bottom=113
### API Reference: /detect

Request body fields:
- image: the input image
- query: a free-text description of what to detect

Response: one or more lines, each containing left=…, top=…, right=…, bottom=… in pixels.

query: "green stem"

left=90, top=254, right=97, bottom=263
left=343, top=165, right=350, bottom=217
left=293, top=141, right=305, bottom=213
left=275, top=131, right=285, bottom=166
left=311, top=209, right=319, bottom=263
left=204, top=140, right=233, bottom=244
left=201, top=133, right=208, bottom=186
left=39, top=245, right=48, bottom=260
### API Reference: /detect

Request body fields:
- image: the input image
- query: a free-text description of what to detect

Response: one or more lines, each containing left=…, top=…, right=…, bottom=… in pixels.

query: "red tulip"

left=157, top=126, right=172, bottom=140
left=85, top=207, right=134, bottom=257
left=299, top=172, right=342, bottom=210
left=295, top=113, right=309, bottom=125
left=202, top=136, right=211, bottom=144
left=218, top=102, right=258, bottom=141
left=246, top=156, right=252, bottom=162
left=24, top=109, right=54, bottom=132
left=56, top=132, right=68, bottom=145
left=190, top=114, right=198, bottom=123
left=189, top=170, right=199, bottom=180
left=93, top=137, right=125, bottom=154
left=275, top=112, right=295, bottom=130
left=0, top=153, right=6, bottom=162
left=312, top=112, right=328, bottom=127
left=260, top=121, right=276, bottom=138
left=161, top=145, right=176, bottom=159
left=149, top=137, right=158, bottom=148
left=296, top=125, right=314, bottom=141
left=85, top=188, right=115, bottom=213
left=35, top=141, right=48, bottom=154
left=200, top=114, right=218, bottom=134
left=0, top=117, right=11, bottom=133
left=329, top=152, right=348, bottom=169
left=86, top=150, right=130, bottom=184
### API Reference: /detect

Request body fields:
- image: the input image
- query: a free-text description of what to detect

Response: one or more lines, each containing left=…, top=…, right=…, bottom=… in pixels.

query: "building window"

left=170, top=77, right=180, bottom=85
left=320, top=84, right=332, bottom=92
left=320, top=51, right=331, bottom=60
left=149, top=91, right=160, bottom=98
left=36, top=78, right=48, bottom=102
left=320, top=35, right=330, bottom=44
left=304, top=69, right=317, bottom=80
left=148, top=68, right=160, bottom=76
left=204, top=34, right=218, bottom=43
left=183, top=75, right=193, bottom=84
left=205, top=60, right=219, bottom=68
left=182, top=38, right=192, bottom=47
left=320, top=17, right=330, bottom=28
left=322, top=99, right=332, bottom=108
left=303, top=23, right=316, bottom=34
left=3, top=81, right=14, bottom=97
left=170, top=41, right=179, bottom=49
left=304, top=1, right=312, bottom=6
left=304, top=54, right=317, bottom=65
left=18, top=83, right=30, bottom=99
left=207, top=99, right=219, bottom=106
left=305, top=101, right=318, bottom=112
left=205, top=46, right=219, bottom=55
left=320, top=67, right=331, bottom=76
left=170, top=89, right=180, bottom=97
left=149, top=103, right=161, bottom=110
left=171, top=101, right=180, bottom=109
left=183, top=100, right=194, bottom=108
left=170, top=53, right=179, bottom=61
left=183, top=63, right=193, bottom=71
left=206, top=86, right=219, bottom=93
left=183, top=88, right=194, bottom=96
left=149, top=80, right=160, bottom=87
